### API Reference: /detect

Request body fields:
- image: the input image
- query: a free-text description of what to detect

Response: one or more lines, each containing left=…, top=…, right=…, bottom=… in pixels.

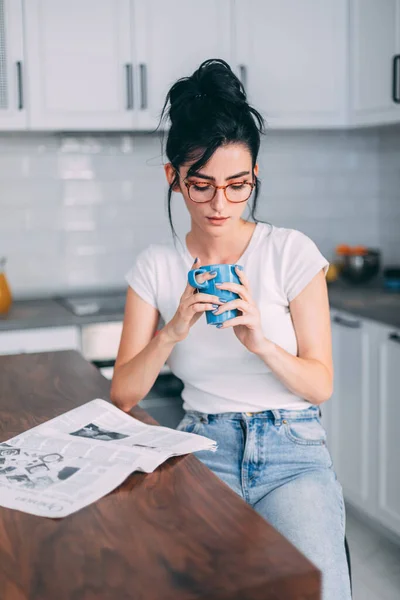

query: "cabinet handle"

left=393, top=55, right=400, bottom=104
left=139, top=63, right=148, bottom=110
left=125, top=63, right=134, bottom=110
left=16, top=61, right=23, bottom=110
left=333, top=315, right=361, bottom=329
left=91, top=359, right=116, bottom=369
left=389, top=332, right=400, bottom=344
left=239, top=64, right=247, bottom=90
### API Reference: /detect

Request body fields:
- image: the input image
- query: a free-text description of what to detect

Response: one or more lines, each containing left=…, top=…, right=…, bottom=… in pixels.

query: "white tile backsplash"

left=0, top=128, right=399, bottom=298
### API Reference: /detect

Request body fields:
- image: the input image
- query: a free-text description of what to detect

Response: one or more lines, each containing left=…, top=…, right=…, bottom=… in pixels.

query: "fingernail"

left=220, top=298, right=227, bottom=303
left=194, top=257, right=199, bottom=263
left=209, top=271, right=217, bottom=276
left=216, top=323, right=223, bottom=329
left=212, top=310, right=219, bottom=315
left=212, top=304, right=219, bottom=309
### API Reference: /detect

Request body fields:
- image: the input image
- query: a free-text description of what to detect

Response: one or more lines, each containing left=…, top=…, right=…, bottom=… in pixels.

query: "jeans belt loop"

left=271, top=409, right=282, bottom=426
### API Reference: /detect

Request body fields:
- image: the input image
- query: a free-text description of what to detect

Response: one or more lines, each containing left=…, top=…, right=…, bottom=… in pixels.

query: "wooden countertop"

left=0, top=350, right=320, bottom=600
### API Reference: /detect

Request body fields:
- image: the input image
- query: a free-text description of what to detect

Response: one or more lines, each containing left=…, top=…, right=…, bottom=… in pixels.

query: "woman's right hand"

left=162, top=258, right=222, bottom=344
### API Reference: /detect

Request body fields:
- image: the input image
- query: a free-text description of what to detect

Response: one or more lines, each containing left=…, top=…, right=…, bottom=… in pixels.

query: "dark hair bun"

left=167, top=59, right=248, bottom=125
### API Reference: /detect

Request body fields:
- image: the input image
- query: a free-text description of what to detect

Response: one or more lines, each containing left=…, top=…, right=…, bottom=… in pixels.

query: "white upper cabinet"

left=233, top=0, right=348, bottom=128
left=132, top=0, right=232, bottom=130
left=0, top=0, right=27, bottom=129
left=350, top=0, right=400, bottom=125
left=2, top=0, right=400, bottom=130
left=23, top=0, right=232, bottom=131
left=24, top=0, right=134, bottom=129
left=233, top=0, right=400, bottom=128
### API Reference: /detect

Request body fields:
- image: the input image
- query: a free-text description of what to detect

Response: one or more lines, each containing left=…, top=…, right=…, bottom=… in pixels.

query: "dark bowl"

left=340, top=250, right=381, bottom=284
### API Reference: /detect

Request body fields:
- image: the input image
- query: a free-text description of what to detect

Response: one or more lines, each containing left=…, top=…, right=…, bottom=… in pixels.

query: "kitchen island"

left=0, top=350, right=320, bottom=600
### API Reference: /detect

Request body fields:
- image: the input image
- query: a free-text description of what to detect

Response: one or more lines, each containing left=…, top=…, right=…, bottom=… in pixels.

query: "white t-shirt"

left=125, top=222, right=329, bottom=413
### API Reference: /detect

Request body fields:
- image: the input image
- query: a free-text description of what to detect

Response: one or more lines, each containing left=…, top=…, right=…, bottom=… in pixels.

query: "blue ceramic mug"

left=187, top=263, right=244, bottom=326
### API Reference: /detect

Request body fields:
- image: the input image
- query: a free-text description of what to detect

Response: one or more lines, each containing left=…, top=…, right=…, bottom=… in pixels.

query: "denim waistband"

left=186, top=405, right=321, bottom=425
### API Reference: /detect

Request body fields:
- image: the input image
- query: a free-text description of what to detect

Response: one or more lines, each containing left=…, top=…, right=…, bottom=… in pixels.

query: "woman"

left=111, top=59, right=352, bottom=600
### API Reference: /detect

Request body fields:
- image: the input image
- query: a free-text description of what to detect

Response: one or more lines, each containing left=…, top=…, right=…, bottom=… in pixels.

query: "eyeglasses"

left=183, top=179, right=255, bottom=203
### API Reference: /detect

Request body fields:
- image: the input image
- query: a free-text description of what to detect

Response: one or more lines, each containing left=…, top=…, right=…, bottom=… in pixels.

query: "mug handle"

left=233, top=264, right=243, bottom=273
left=188, top=268, right=209, bottom=289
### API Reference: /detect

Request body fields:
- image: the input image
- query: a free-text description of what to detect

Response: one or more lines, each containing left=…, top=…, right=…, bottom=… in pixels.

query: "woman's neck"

left=186, top=219, right=257, bottom=265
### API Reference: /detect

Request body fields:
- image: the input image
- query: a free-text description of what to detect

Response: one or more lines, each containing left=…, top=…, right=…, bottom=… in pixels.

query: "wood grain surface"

left=0, top=350, right=320, bottom=600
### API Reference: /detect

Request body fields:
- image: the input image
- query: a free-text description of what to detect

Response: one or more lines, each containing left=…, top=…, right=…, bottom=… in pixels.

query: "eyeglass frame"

left=181, top=177, right=256, bottom=204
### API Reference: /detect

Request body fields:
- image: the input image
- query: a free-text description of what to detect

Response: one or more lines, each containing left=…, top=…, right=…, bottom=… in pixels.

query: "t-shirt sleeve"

left=124, top=245, right=158, bottom=309
left=283, top=230, right=329, bottom=302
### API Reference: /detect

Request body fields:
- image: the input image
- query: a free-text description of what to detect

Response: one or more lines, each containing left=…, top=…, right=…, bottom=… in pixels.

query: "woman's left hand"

left=214, top=267, right=267, bottom=355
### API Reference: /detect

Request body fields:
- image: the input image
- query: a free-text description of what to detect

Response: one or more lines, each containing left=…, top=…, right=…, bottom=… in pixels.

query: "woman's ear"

left=253, top=163, right=259, bottom=178
left=164, top=163, right=181, bottom=192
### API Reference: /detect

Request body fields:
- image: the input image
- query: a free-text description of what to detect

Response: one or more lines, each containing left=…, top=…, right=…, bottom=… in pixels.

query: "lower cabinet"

left=321, top=310, right=400, bottom=538
left=327, top=310, right=373, bottom=512
left=0, top=326, right=81, bottom=355
left=377, top=325, right=400, bottom=537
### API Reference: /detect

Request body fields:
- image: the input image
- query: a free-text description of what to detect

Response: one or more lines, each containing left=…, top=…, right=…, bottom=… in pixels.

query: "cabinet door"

left=0, top=0, right=27, bottom=129
left=319, top=389, right=334, bottom=453
left=24, top=0, right=134, bottom=130
left=0, top=326, right=81, bottom=355
left=351, top=0, right=400, bottom=125
left=233, top=0, right=347, bottom=128
left=329, top=312, right=373, bottom=510
left=132, top=0, right=232, bottom=130
left=319, top=310, right=338, bottom=453
left=377, top=328, right=400, bottom=536
left=80, top=322, right=122, bottom=361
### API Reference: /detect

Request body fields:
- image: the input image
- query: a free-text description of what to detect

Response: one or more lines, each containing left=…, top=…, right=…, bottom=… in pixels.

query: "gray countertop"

left=327, top=281, right=400, bottom=329
left=0, top=296, right=126, bottom=331
left=0, top=282, right=399, bottom=332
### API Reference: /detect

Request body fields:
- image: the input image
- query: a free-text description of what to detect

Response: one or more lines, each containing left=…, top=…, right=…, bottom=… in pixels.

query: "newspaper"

left=0, top=399, right=217, bottom=518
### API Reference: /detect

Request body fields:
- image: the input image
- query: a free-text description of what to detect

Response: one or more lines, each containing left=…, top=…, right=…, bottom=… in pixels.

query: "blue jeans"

left=177, top=405, right=352, bottom=600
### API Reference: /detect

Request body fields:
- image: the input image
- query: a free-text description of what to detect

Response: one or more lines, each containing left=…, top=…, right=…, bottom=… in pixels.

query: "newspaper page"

left=0, top=399, right=217, bottom=518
